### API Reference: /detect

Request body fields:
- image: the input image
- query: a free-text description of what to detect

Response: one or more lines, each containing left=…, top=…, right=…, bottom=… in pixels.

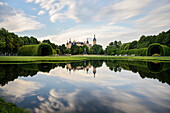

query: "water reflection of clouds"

left=32, top=86, right=170, bottom=113
left=36, top=64, right=170, bottom=113
left=0, top=79, right=44, bottom=102
left=39, top=65, right=139, bottom=88
left=0, top=63, right=169, bottom=113
left=34, top=89, right=79, bottom=113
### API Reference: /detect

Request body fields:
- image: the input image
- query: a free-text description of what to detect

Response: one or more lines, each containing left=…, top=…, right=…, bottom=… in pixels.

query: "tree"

left=42, top=39, right=56, bottom=49
left=90, top=44, right=104, bottom=55
left=56, top=49, right=61, bottom=54
left=120, top=43, right=131, bottom=50
left=71, top=45, right=79, bottom=55
left=129, top=40, right=137, bottom=49
left=105, top=40, right=122, bottom=55
left=64, top=48, right=70, bottom=54
left=105, top=45, right=117, bottom=55
left=57, top=44, right=67, bottom=54
left=30, top=36, right=39, bottom=45
left=79, top=47, right=84, bottom=54
left=82, top=45, right=89, bottom=54
left=98, top=48, right=104, bottom=54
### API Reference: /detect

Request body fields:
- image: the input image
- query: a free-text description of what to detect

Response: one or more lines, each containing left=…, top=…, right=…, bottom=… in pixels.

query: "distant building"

left=66, top=35, right=97, bottom=49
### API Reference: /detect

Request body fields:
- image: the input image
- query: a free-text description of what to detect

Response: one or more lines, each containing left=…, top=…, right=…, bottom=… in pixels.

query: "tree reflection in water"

left=0, top=60, right=170, bottom=86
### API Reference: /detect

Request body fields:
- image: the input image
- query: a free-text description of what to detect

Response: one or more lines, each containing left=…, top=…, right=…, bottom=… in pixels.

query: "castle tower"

left=66, top=39, right=72, bottom=48
left=86, top=38, right=89, bottom=47
left=93, top=35, right=96, bottom=45
left=86, top=38, right=89, bottom=44
left=66, top=40, right=68, bottom=48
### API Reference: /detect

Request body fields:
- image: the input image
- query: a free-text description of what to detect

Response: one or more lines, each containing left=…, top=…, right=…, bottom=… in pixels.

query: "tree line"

left=0, top=27, right=169, bottom=56
left=0, top=28, right=39, bottom=55
left=120, top=30, right=170, bottom=50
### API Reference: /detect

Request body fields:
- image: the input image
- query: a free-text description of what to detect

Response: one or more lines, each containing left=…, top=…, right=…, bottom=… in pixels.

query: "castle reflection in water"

left=66, top=63, right=96, bottom=77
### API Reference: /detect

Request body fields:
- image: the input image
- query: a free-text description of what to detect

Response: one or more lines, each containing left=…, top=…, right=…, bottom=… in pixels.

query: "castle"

left=66, top=35, right=97, bottom=48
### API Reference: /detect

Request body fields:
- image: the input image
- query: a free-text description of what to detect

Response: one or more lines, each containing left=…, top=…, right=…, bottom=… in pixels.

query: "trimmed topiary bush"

left=117, top=48, right=147, bottom=56
left=147, top=43, right=170, bottom=56
left=18, top=43, right=53, bottom=56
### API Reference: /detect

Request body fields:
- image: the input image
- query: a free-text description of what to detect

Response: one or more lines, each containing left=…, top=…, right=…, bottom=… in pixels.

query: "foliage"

left=83, top=45, right=90, bottom=54
left=117, top=48, right=147, bottom=56
left=105, top=41, right=122, bottom=55
left=119, top=42, right=131, bottom=50
left=0, top=28, right=40, bottom=55
left=105, top=45, right=117, bottom=55
left=89, top=60, right=103, bottom=68
left=109, top=41, right=122, bottom=49
left=118, top=30, right=170, bottom=56
left=70, top=45, right=89, bottom=55
left=147, top=43, right=170, bottom=56
left=119, top=29, right=170, bottom=50
left=42, top=39, right=57, bottom=49
left=1, top=27, right=170, bottom=56
left=90, top=44, right=104, bottom=55
left=118, top=61, right=170, bottom=85
left=56, top=49, right=61, bottom=54
left=56, top=44, right=67, bottom=55
left=0, top=97, right=28, bottom=113
left=71, top=45, right=79, bottom=55
left=18, top=43, right=53, bottom=56
left=129, top=41, right=137, bottom=49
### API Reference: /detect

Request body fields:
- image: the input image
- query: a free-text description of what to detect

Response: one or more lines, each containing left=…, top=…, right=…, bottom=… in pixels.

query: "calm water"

left=0, top=60, right=170, bottom=113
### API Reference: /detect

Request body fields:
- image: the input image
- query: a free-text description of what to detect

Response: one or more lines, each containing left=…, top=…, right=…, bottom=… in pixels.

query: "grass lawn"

left=0, top=55, right=170, bottom=63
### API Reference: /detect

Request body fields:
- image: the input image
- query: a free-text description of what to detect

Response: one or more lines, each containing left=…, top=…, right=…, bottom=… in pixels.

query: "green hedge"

left=147, top=43, right=170, bottom=56
left=117, top=48, right=147, bottom=56
left=117, top=43, right=170, bottom=56
left=18, top=43, right=53, bottom=56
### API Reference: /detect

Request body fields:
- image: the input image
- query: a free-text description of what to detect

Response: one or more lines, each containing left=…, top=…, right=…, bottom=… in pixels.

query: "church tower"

left=93, top=35, right=96, bottom=45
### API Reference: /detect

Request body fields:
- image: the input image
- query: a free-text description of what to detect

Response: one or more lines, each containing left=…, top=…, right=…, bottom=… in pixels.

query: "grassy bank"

left=0, top=55, right=170, bottom=63
left=0, top=97, right=29, bottom=113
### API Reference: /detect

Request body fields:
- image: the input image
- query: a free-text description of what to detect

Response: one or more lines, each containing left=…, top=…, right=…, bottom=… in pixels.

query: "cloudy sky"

left=0, top=0, right=170, bottom=47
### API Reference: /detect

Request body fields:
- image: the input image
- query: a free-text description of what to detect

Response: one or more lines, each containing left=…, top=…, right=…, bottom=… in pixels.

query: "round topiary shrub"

left=18, top=43, right=53, bottom=56
left=147, top=43, right=170, bottom=56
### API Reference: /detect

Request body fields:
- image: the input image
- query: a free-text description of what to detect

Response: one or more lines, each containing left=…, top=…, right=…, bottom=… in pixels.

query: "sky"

left=0, top=0, right=170, bottom=47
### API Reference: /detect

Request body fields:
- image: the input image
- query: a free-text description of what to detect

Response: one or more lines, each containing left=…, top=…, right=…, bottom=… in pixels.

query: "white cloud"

left=35, top=65, right=170, bottom=112
left=32, top=8, right=37, bottom=11
left=95, top=0, right=152, bottom=24
left=0, top=2, right=3, bottom=5
left=25, top=0, right=170, bottom=45
left=0, top=79, right=44, bottom=102
left=37, top=96, right=45, bottom=101
left=25, top=0, right=152, bottom=24
left=0, top=3, right=44, bottom=32
left=38, top=10, right=46, bottom=15
left=34, top=88, right=78, bottom=113
left=39, top=24, right=136, bottom=47
left=135, top=4, right=170, bottom=34
left=26, top=0, right=33, bottom=3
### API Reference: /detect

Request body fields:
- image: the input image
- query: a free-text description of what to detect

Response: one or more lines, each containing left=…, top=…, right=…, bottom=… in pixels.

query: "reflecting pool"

left=0, top=60, right=170, bottom=113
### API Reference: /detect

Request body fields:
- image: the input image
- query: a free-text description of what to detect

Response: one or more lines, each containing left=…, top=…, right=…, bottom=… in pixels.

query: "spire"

left=86, top=38, right=89, bottom=43
left=93, top=34, right=96, bottom=45
left=93, top=35, right=96, bottom=41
